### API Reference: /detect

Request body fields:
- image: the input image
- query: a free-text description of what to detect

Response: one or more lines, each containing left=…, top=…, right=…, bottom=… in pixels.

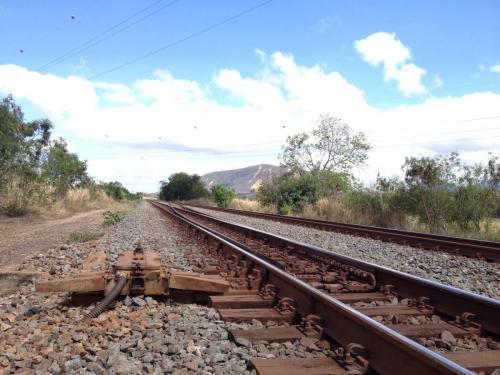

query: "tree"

left=42, top=138, right=89, bottom=197
left=449, top=154, right=499, bottom=230
left=99, top=181, right=142, bottom=200
left=1, top=95, right=53, bottom=215
left=280, top=115, right=370, bottom=175
left=0, top=95, right=52, bottom=184
left=400, top=153, right=460, bottom=232
left=211, top=185, right=235, bottom=208
left=159, top=173, right=208, bottom=201
left=258, top=170, right=350, bottom=214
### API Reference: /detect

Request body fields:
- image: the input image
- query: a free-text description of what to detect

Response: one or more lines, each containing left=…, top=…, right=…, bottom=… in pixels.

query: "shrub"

left=100, top=181, right=142, bottom=201
left=69, top=231, right=103, bottom=243
left=258, top=170, right=350, bottom=214
left=103, top=210, right=125, bottom=226
left=211, top=185, right=235, bottom=208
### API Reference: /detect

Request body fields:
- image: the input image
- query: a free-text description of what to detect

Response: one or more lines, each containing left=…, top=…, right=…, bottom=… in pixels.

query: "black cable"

left=39, top=0, right=182, bottom=72
left=80, top=276, right=127, bottom=322
left=37, top=0, right=169, bottom=71
left=89, top=0, right=275, bottom=79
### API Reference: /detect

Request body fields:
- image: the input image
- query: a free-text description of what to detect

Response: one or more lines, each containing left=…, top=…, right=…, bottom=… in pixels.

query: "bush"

left=258, top=170, right=350, bottom=214
left=100, top=181, right=142, bottom=201
left=342, top=189, right=406, bottom=228
left=103, top=210, right=125, bottom=226
left=211, top=185, right=235, bottom=208
left=69, top=231, right=103, bottom=243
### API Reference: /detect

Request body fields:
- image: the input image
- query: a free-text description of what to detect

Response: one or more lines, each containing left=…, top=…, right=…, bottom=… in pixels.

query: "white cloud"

left=355, top=32, right=427, bottom=95
left=0, top=52, right=499, bottom=192
left=489, top=64, right=500, bottom=74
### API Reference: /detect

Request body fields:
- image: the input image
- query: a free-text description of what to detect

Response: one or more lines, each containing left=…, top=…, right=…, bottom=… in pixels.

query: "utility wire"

left=82, top=124, right=500, bottom=158
left=39, top=0, right=181, bottom=72
left=89, top=114, right=500, bottom=155
left=89, top=0, right=275, bottom=79
left=37, top=0, right=169, bottom=71
left=372, top=135, right=500, bottom=150
left=83, top=132, right=500, bottom=160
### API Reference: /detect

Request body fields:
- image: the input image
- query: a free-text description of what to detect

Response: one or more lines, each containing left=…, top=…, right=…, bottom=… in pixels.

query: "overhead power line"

left=37, top=0, right=173, bottom=71
left=83, top=132, right=500, bottom=160
left=372, top=135, right=500, bottom=150
left=89, top=0, right=275, bottom=79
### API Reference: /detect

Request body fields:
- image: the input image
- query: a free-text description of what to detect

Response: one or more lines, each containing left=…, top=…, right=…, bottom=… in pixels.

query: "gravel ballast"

left=0, top=202, right=334, bottom=374
left=192, top=207, right=500, bottom=300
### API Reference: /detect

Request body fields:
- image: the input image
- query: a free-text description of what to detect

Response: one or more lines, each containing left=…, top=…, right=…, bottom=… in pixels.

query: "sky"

left=0, top=0, right=499, bottom=192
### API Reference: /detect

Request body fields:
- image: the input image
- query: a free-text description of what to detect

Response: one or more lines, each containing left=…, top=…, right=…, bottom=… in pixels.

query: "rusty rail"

left=150, top=200, right=480, bottom=375
left=168, top=202, right=500, bottom=336
left=184, top=203, right=500, bottom=263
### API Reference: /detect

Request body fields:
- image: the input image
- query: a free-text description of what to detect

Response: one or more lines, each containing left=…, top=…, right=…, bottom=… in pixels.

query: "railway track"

left=184, top=203, right=500, bottom=263
left=150, top=200, right=500, bottom=375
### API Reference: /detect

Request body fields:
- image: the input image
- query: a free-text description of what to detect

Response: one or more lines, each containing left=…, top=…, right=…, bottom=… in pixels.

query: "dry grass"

left=228, top=198, right=275, bottom=213
left=194, top=195, right=500, bottom=241
left=0, top=176, right=47, bottom=216
left=46, top=188, right=115, bottom=215
left=1, top=183, right=136, bottom=219
left=302, top=197, right=352, bottom=222
left=304, top=197, right=499, bottom=241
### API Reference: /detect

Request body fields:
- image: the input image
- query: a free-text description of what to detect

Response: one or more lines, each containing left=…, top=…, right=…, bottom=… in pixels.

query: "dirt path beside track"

left=0, top=210, right=106, bottom=267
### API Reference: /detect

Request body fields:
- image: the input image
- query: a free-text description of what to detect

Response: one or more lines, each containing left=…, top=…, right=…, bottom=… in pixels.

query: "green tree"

left=400, top=153, right=460, bottom=232
left=0, top=95, right=53, bottom=215
left=280, top=115, right=370, bottom=175
left=342, top=176, right=407, bottom=228
left=42, top=138, right=89, bottom=197
left=99, top=181, right=141, bottom=200
left=211, top=185, right=235, bottom=208
left=159, top=173, right=208, bottom=201
left=0, top=95, right=52, bottom=184
left=449, top=155, right=499, bottom=230
left=258, top=170, right=350, bottom=214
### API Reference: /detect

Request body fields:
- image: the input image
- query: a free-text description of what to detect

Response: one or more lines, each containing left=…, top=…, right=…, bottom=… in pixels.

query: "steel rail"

left=184, top=203, right=500, bottom=262
left=150, top=200, right=473, bottom=375
left=166, top=201, right=500, bottom=338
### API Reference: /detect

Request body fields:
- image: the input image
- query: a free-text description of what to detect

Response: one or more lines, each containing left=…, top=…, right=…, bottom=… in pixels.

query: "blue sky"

left=1, top=0, right=499, bottom=191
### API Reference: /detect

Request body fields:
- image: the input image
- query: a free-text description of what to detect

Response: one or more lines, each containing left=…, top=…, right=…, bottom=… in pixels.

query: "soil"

left=0, top=209, right=106, bottom=267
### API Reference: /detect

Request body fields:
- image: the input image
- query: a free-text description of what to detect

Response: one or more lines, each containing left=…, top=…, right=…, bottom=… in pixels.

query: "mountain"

left=201, top=164, right=282, bottom=195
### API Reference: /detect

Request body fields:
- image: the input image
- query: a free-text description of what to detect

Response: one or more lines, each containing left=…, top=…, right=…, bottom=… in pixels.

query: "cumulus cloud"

left=354, top=32, right=427, bottom=95
left=0, top=52, right=499, bottom=192
left=489, top=64, right=500, bottom=74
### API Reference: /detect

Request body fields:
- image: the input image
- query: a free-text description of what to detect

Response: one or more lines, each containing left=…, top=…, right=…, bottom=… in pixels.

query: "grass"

left=103, top=210, right=126, bottom=226
left=67, top=207, right=135, bottom=244
left=228, top=198, right=275, bottom=213
left=68, top=231, right=103, bottom=243
left=231, top=196, right=500, bottom=241
left=1, top=182, right=139, bottom=219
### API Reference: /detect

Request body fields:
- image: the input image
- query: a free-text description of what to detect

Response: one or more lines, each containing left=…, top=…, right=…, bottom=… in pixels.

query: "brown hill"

left=201, top=164, right=282, bottom=195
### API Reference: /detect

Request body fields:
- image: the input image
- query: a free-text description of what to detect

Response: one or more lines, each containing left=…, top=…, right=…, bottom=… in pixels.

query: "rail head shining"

left=151, top=200, right=474, bottom=375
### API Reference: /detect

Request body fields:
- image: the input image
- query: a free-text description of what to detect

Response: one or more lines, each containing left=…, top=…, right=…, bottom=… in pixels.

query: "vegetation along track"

left=185, top=203, right=500, bottom=263
left=150, top=200, right=500, bottom=375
